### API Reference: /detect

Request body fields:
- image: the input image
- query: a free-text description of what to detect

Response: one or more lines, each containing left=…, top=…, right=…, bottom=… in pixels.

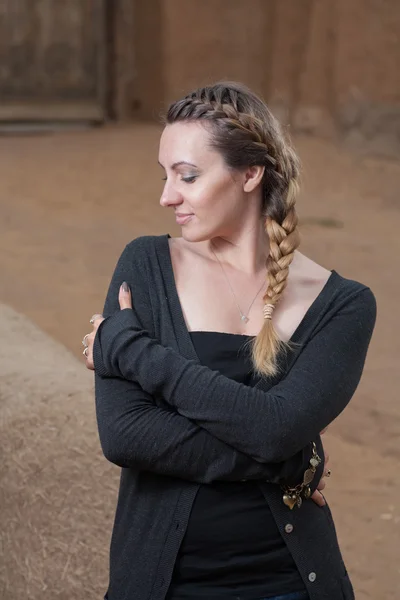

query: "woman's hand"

left=311, top=445, right=330, bottom=506
left=82, top=283, right=132, bottom=371
left=82, top=313, right=103, bottom=370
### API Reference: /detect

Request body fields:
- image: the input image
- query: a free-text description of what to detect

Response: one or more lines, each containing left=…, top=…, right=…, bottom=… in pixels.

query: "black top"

left=167, top=331, right=305, bottom=599
left=93, top=234, right=376, bottom=600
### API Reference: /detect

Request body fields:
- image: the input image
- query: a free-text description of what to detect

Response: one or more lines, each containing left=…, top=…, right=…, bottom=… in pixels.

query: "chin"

left=181, top=224, right=214, bottom=244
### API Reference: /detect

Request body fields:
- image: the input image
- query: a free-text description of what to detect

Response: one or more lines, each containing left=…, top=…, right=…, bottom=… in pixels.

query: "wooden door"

left=0, top=0, right=107, bottom=121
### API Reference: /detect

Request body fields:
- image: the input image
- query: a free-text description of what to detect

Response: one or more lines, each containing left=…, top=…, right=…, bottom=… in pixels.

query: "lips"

left=175, top=213, right=194, bottom=225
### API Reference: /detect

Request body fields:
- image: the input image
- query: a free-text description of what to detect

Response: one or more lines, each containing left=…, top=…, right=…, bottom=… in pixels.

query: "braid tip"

left=263, top=303, right=275, bottom=320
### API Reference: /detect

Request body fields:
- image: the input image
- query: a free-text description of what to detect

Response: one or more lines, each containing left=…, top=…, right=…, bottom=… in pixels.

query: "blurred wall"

left=115, top=0, right=400, bottom=154
left=0, top=0, right=106, bottom=121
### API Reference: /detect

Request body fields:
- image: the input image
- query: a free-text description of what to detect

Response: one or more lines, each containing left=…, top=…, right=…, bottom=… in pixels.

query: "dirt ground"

left=0, top=122, right=399, bottom=599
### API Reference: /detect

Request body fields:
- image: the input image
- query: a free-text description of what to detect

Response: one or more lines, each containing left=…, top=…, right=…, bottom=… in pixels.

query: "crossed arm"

left=95, top=372, right=324, bottom=486
left=94, top=284, right=376, bottom=464
left=91, top=245, right=332, bottom=491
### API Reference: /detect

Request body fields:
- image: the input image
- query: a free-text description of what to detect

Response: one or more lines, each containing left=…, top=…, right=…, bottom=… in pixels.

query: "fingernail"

left=121, top=281, right=129, bottom=293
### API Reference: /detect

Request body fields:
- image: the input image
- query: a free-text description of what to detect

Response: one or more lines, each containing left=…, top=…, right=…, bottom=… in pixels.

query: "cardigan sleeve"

left=94, top=244, right=325, bottom=486
left=95, top=372, right=324, bottom=486
left=94, top=286, right=376, bottom=463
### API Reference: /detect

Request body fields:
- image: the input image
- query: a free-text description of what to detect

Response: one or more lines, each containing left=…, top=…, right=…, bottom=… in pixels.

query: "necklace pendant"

left=241, top=315, right=249, bottom=323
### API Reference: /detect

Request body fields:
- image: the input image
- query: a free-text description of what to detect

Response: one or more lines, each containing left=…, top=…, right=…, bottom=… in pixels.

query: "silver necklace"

left=210, top=242, right=266, bottom=324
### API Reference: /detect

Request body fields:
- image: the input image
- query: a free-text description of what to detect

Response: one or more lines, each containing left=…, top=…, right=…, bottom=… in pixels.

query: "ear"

left=243, top=165, right=265, bottom=193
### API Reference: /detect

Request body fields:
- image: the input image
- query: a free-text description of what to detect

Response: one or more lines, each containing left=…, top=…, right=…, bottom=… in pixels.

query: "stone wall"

left=114, top=0, right=400, bottom=154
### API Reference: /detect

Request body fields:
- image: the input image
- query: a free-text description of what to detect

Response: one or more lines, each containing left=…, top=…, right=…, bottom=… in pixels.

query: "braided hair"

left=165, top=82, right=301, bottom=377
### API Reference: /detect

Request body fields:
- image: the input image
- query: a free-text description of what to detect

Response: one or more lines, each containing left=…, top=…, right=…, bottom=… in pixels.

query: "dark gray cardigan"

left=94, top=234, right=376, bottom=600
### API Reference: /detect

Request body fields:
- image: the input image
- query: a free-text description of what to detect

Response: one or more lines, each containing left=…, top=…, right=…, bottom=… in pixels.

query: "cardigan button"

left=284, top=523, right=294, bottom=534
left=308, top=572, right=317, bottom=582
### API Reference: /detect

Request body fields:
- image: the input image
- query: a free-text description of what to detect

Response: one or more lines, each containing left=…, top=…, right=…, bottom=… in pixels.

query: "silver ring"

left=83, top=347, right=89, bottom=357
left=82, top=334, right=89, bottom=347
left=90, top=313, right=102, bottom=324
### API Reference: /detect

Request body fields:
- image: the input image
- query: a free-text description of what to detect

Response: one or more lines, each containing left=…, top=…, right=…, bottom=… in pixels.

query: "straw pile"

left=0, top=304, right=119, bottom=599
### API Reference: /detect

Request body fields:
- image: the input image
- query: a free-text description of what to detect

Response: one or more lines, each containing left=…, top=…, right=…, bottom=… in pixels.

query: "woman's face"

left=158, top=121, right=253, bottom=242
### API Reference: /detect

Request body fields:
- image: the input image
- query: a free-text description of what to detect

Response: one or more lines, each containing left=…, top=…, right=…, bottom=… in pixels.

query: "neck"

left=208, top=220, right=270, bottom=275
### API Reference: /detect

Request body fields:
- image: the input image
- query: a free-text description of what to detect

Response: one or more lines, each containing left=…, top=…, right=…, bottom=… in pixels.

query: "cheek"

left=190, top=175, right=239, bottom=211
left=190, top=183, right=216, bottom=209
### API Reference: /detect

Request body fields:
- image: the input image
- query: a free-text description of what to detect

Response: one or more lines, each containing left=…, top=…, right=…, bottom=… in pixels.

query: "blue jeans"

left=259, top=592, right=309, bottom=600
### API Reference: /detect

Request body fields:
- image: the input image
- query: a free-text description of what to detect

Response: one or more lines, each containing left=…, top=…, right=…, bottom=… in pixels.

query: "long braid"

left=254, top=147, right=301, bottom=376
left=166, top=82, right=302, bottom=377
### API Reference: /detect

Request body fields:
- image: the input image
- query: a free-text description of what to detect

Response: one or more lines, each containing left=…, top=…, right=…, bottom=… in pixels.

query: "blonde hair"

left=165, top=82, right=301, bottom=378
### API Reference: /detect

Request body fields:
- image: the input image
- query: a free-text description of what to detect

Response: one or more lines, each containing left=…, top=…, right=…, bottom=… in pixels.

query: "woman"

left=83, top=82, right=376, bottom=600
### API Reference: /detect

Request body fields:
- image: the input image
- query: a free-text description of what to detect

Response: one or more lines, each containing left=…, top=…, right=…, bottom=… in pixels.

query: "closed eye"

left=161, top=175, right=197, bottom=183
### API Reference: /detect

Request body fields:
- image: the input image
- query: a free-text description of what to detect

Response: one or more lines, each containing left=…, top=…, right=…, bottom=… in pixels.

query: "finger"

left=317, top=479, right=326, bottom=491
left=82, top=332, right=95, bottom=352
left=119, top=282, right=132, bottom=310
left=90, top=313, right=103, bottom=325
left=85, top=354, right=95, bottom=370
left=311, top=490, right=326, bottom=507
left=91, top=316, right=104, bottom=331
left=83, top=343, right=95, bottom=370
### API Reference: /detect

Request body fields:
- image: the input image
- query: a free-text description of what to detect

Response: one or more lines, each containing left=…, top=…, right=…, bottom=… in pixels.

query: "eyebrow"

left=158, top=160, right=198, bottom=170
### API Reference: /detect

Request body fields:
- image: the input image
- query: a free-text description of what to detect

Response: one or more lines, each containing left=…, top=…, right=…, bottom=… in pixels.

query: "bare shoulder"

left=269, top=251, right=333, bottom=337
left=283, top=250, right=332, bottom=307
left=291, top=250, right=332, bottom=283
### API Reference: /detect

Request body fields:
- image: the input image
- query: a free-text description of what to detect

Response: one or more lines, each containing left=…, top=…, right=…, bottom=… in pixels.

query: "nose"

left=160, top=180, right=183, bottom=208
